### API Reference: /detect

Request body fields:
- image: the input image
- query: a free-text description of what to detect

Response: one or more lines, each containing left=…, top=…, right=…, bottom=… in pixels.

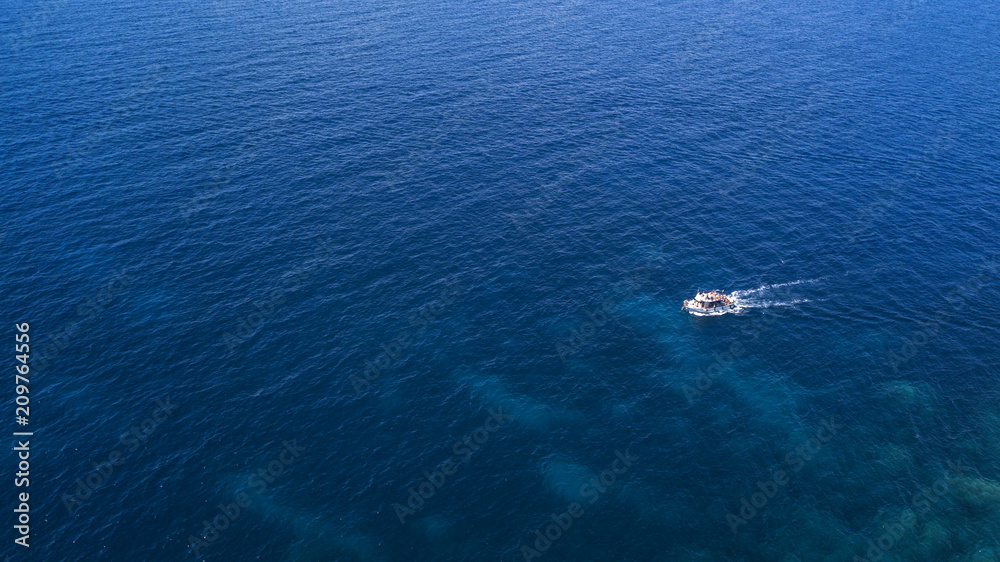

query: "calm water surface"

left=2, top=0, right=999, bottom=560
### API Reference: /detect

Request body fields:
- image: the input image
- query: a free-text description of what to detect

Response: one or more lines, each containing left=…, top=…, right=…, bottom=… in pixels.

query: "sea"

left=2, top=0, right=999, bottom=560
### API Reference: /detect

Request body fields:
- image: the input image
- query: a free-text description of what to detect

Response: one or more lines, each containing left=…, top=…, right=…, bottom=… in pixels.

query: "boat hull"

left=682, top=303, right=738, bottom=316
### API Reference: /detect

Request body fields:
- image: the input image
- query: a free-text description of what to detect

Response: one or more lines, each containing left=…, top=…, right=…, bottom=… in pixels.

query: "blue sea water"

left=2, top=0, right=1000, bottom=560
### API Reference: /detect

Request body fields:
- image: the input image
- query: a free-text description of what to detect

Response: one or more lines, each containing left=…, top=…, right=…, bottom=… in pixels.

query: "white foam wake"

left=728, top=278, right=824, bottom=310
left=732, top=297, right=811, bottom=309
left=729, top=277, right=825, bottom=298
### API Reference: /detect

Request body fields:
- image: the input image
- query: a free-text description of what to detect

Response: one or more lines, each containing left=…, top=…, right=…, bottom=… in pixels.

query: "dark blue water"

left=3, top=0, right=1000, bottom=560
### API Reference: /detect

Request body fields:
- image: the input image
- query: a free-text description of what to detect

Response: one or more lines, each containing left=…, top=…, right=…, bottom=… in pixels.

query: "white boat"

left=682, top=290, right=737, bottom=316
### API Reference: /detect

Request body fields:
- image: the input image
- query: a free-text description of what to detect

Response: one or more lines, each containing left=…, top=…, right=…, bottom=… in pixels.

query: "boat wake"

left=732, top=297, right=810, bottom=310
left=729, top=278, right=824, bottom=310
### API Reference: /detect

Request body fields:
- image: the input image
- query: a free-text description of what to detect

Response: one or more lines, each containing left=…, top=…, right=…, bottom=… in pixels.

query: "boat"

left=682, top=290, right=737, bottom=316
